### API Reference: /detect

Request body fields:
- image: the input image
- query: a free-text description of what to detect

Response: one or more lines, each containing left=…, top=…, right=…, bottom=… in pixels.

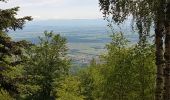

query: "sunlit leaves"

left=23, top=31, right=70, bottom=99
left=55, top=76, right=84, bottom=100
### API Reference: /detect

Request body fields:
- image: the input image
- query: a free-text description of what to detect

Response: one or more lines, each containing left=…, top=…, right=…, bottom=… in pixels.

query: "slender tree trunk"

left=163, top=21, right=170, bottom=100
left=155, top=20, right=165, bottom=100
left=155, top=1, right=167, bottom=99
left=163, top=2, right=170, bottom=100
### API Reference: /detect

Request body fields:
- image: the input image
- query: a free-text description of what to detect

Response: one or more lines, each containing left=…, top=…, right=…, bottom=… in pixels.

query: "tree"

left=76, top=33, right=155, bottom=100
left=0, top=1, right=32, bottom=31
left=131, top=42, right=156, bottom=100
left=0, top=0, right=32, bottom=98
left=100, top=33, right=155, bottom=100
left=55, top=75, right=84, bottom=100
left=99, top=0, right=170, bottom=99
left=101, top=33, right=133, bottom=100
left=78, top=59, right=104, bottom=100
left=163, top=1, right=170, bottom=99
left=23, top=31, right=70, bottom=99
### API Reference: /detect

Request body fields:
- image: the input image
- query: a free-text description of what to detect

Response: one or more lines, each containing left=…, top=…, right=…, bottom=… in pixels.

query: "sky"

left=0, top=0, right=103, bottom=20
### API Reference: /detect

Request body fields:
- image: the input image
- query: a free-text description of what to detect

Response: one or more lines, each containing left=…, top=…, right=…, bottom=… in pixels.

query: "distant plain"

left=8, top=19, right=138, bottom=66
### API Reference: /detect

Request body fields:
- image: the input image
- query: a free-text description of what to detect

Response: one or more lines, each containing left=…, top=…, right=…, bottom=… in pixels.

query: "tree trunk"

left=163, top=2, right=170, bottom=99
left=155, top=20, right=165, bottom=100
left=155, top=1, right=167, bottom=99
left=163, top=21, right=170, bottom=100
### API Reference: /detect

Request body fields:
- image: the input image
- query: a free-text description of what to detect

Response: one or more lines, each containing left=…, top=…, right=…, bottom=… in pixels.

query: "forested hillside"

left=0, top=0, right=170, bottom=100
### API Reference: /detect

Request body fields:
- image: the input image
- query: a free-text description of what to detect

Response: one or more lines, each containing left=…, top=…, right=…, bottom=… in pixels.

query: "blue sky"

left=0, top=0, right=103, bottom=20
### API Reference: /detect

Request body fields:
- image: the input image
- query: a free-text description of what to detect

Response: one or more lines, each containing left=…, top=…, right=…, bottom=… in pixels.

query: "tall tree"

left=0, top=0, right=32, bottom=97
left=99, top=0, right=169, bottom=99
left=163, top=1, right=170, bottom=99
left=154, top=1, right=166, bottom=99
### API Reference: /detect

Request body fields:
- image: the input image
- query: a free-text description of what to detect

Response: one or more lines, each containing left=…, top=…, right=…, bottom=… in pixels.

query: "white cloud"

left=0, top=0, right=103, bottom=19
left=0, top=0, right=64, bottom=8
left=20, top=0, right=64, bottom=7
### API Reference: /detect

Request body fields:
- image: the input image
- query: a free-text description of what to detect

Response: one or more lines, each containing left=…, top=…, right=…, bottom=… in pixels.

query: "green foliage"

left=130, top=43, right=156, bottom=100
left=101, top=33, right=133, bottom=100
left=99, top=0, right=161, bottom=25
left=0, top=0, right=32, bottom=98
left=0, top=0, right=158, bottom=99
left=99, top=1, right=170, bottom=99
left=98, top=0, right=169, bottom=41
left=22, top=31, right=70, bottom=99
left=55, top=76, right=84, bottom=100
left=0, top=89, right=14, bottom=100
left=0, top=1, right=32, bottom=31
left=0, top=31, right=32, bottom=98
left=78, top=60, right=104, bottom=100
left=76, top=33, right=156, bottom=100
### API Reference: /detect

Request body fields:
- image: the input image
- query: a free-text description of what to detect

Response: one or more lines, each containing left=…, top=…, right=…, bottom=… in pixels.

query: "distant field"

left=8, top=19, right=139, bottom=66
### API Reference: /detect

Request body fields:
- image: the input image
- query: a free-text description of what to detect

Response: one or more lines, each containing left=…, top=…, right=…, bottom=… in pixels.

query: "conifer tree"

left=0, top=0, right=32, bottom=97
